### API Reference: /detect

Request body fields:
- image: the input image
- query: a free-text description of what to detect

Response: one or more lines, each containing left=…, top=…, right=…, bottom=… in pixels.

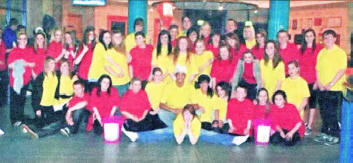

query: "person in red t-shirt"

left=120, top=77, right=166, bottom=135
left=63, top=30, right=80, bottom=69
left=206, top=32, right=221, bottom=58
left=47, top=28, right=64, bottom=63
left=226, top=85, right=254, bottom=136
left=88, top=75, right=120, bottom=135
left=277, top=30, right=300, bottom=75
left=186, top=27, right=198, bottom=53
left=253, top=88, right=271, bottom=120
left=225, top=32, right=242, bottom=66
left=210, top=45, right=236, bottom=88
left=32, top=32, right=48, bottom=78
left=169, top=25, right=179, bottom=48
left=269, top=90, right=305, bottom=146
left=232, top=51, right=262, bottom=100
left=252, top=29, right=267, bottom=60
left=129, top=31, right=153, bottom=85
left=7, top=32, right=36, bottom=126
left=298, top=29, right=323, bottom=136
left=59, top=80, right=90, bottom=136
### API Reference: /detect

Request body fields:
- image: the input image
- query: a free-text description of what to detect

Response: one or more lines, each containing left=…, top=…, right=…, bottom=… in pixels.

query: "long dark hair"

left=156, top=30, right=172, bottom=57
left=216, top=81, right=232, bottom=100
left=209, top=31, right=221, bottom=45
left=256, top=88, right=270, bottom=115
left=96, top=74, right=112, bottom=97
left=98, top=30, right=112, bottom=50
left=194, top=74, right=213, bottom=97
left=64, top=30, right=80, bottom=52
left=225, top=32, right=240, bottom=51
left=34, top=32, right=47, bottom=53
left=300, top=28, right=316, bottom=54
left=255, top=29, right=267, bottom=49
left=83, top=26, right=96, bottom=48
left=264, top=40, right=282, bottom=69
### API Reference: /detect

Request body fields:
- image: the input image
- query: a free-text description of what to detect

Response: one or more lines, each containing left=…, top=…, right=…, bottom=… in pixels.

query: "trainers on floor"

left=13, top=121, right=22, bottom=127
left=313, top=133, right=329, bottom=143
left=60, top=127, right=71, bottom=137
left=122, top=126, right=138, bottom=142
left=0, top=128, right=4, bottom=135
left=324, top=136, right=339, bottom=146
left=21, top=124, right=39, bottom=139
left=304, top=127, right=312, bottom=136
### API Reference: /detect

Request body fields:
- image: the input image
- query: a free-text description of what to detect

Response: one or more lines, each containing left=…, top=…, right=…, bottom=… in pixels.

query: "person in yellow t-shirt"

left=314, top=29, right=347, bottom=143
left=88, top=30, right=111, bottom=81
left=281, top=61, right=310, bottom=119
left=173, top=104, right=201, bottom=145
left=213, top=81, right=232, bottom=133
left=152, top=30, right=174, bottom=83
left=125, top=18, right=151, bottom=54
left=243, top=21, right=256, bottom=50
left=160, top=65, right=194, bottom=127
left=145, top=67, right=167, bottom=112
left=171, top=36, right=196, bottom=83
left=55, top=59, right=77, bottom=107
left=191, top=74, right=216, bottom=131
left=260, top=40, right=285, bottom=99
left=193, top=39, right=214, bottom=76
left=106, top=30, right=131, bottom=96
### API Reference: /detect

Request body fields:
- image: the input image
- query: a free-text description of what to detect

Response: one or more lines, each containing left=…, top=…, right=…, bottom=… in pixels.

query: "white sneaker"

left=122, top=126, right=138, bottom=142
left=13, top=121, right=22, bottom=127
left=0, top=129, right=4, bottom=135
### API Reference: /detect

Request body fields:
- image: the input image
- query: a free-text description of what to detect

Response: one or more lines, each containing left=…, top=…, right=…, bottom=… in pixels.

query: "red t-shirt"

left=171, top=39, right=177, bottom=48
left=129, top=44, right=153, bottom=80
left=0, top=41, right=6, bottom=71
left=206, top=44, right=219, bottom=58
left=77, top=43, right=94, bottom=80
left=119, top=90, right=151, bottom=119
left=227, top=98, right=255, bottom=135
left=88, top=87, right=120, bottom=118
left=269, top=103, right=305, bottom=137
left=66, top=47, right=76, bottom=68
left=298, top=44, right=323, bottom=84
left=68, top=93, right=90, bottom=109
left=242, top=62, right=256, bottom=84
left=253, top=104, right=269, bottom=120
left=7, top=47, right=35, bottom=87
left=279, top=43, right=299, bottom=75
left=251, top=46, right=264, bottom=60
left=203, top=36, right=210, bottom=45
left=32, top=48, right=47, bottom=75
left=47, top=41, right=63, bottom=59
left=210, top=59, right=236, bottom=83
left=230, top=47, right=242, bottom=66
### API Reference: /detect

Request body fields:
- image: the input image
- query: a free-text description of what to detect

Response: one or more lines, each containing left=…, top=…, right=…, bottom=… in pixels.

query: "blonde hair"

left=243, top=25, right=255, bottom=40
left=50, top=28, right=63, bottom=42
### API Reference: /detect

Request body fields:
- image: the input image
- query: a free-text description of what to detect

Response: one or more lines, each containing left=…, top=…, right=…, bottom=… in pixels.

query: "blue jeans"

left=158, top=109, right=176, bottom=127
left=199, top=129, right=235, bottom=146
left=114, top=83, right=129, bottom=97
left=136, top=127, right=174, bottom=143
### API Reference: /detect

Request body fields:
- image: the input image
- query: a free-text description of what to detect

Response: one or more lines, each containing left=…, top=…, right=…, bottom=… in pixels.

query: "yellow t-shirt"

left=55, top=75, right=74, bottom=105
left=151, top=46, right=174, bottom=75
left=173, top=114, right=201, bottom=140
left=106, top=48, right=131, bottom=85
left=281, top=76, right=310, bottom=118
left=145, top=81, right=167, bottom=110
left=40, top=73, right=58, bottom=106
left=191, top=89, right=217, bottom=122
left=214, top=96, right=228, bottom=121
left=88, top=43, right=109, bottom=80
left=316, top=45, right=347, bottom=91
left=245, top=39, right=256, bottom=49
left=260, top=59, right=285, bottom=98
left=192, top=50, right=214, bottom=76
left=125, top=33, right=151, bottom=54
left=160, top=82, right=194, bottom=109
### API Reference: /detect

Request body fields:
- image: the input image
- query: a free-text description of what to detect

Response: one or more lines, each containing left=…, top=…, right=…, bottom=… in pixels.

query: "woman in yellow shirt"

left=172, top=36, right=196, bottom=83
left=88, top=30, right=112, bottom=81
left=213, top=81, right=232, bottom=133
left=173, top=104, right=201, bottom=145
left=260, top=40, right=285, bottom=99
left=152, top=30, right=174, bottom=83
left=193, top=39, right=214, bottom=76
left=145, top=67, right=167, bottom=112
left=55, top=59, right=77, bottom=108
left=105, top=30, right=131, bottom=96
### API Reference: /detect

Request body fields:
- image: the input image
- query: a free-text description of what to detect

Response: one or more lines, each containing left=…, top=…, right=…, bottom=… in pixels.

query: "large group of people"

left=0, top=16, right=351, bottom=146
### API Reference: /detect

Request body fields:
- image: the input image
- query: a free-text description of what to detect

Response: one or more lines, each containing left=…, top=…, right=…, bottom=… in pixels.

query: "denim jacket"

left=231, top=59, right=262, bottom=90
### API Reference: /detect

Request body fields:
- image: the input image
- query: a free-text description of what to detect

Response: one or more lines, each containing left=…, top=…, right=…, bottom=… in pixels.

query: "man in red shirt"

left=277, top=30, right=300, bottom=75
left=60, top=80, right=90, bottom=137
left=129, top=31, right=153, bottom=88
left=226, top=85, right=254, bottom=136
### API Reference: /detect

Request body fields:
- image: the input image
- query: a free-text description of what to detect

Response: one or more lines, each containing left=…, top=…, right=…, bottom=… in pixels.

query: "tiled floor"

left=0, top=100, right=339, bottom=162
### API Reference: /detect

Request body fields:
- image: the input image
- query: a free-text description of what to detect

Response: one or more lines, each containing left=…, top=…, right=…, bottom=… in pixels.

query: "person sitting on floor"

left=173, top=104, right=201, bottom=145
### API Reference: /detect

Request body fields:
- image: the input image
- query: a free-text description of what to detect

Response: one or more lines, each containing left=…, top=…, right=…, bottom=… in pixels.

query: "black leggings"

left=270, top=129, right=300, bottom=146
left=123, top=113, right=166, bottom=132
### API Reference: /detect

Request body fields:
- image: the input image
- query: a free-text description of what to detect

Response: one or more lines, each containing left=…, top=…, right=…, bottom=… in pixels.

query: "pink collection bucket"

left=102, top=115, right=124, bottom=143
left=253, top=119, right=271, bottom=145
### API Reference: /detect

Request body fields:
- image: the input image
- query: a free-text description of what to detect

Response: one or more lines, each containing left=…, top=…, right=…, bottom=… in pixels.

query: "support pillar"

left=128, top=0, right=147, bottom=33
left=267, top=0, right=290, bottom=40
